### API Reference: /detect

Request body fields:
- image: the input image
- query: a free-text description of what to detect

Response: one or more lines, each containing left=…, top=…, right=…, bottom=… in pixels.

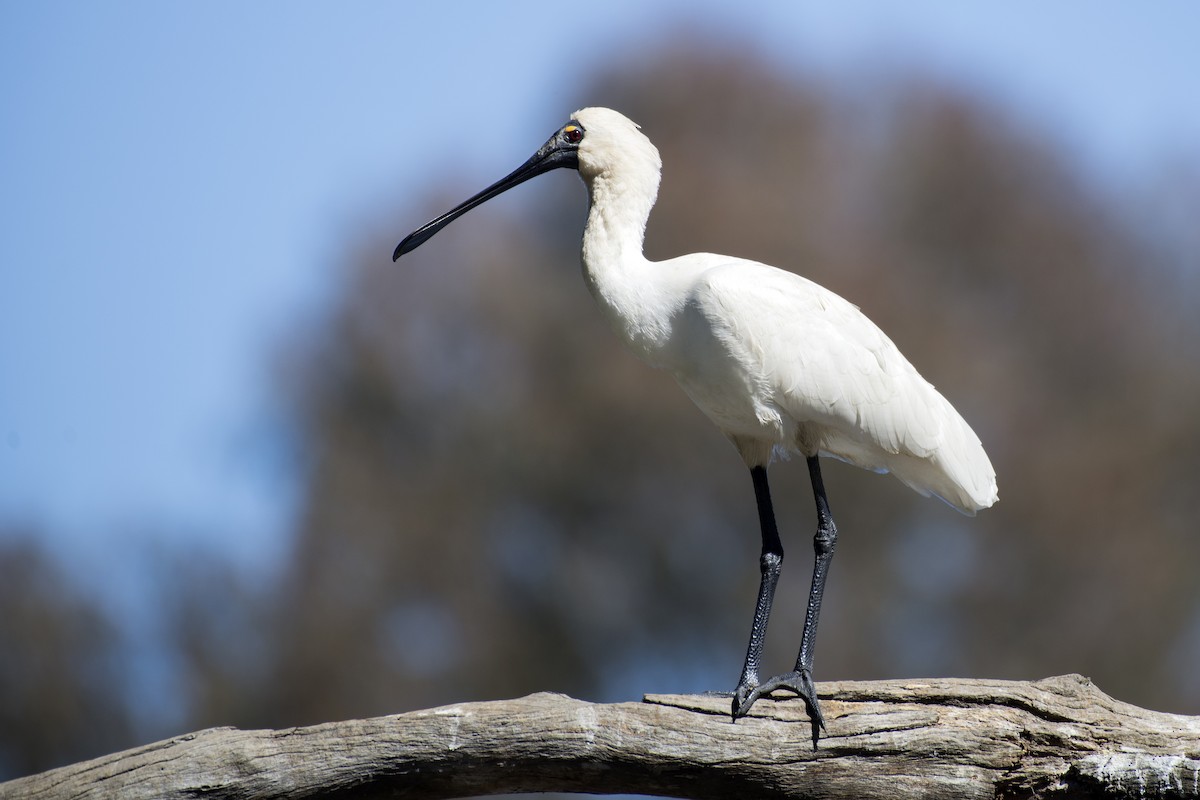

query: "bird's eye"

left=564, top=125, right=584, bottom=144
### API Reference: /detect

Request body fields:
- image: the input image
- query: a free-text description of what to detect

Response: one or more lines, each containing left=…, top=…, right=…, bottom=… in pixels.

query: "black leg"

left=731, top=466, right=784, bottom=719
left=795, top=455, right=837, bottom=687
left=730, top=456, right=838, bottom=748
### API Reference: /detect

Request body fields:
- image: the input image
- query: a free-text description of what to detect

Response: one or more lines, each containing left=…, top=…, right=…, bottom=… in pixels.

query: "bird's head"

left=393, top=107, right=660, bottom=261
left=570, top=107, right=662, bottom=186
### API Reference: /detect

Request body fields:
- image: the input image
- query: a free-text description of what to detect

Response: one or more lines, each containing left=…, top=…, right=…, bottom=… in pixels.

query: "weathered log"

left=4, top=675, right=1198, bottom=799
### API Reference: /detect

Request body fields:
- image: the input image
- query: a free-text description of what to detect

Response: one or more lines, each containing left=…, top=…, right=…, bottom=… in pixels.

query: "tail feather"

left=891, top=399, right=997, bottom=515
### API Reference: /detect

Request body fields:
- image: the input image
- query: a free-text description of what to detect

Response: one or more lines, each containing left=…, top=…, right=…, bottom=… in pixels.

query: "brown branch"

left=4, top=675, right=1199, bottom=799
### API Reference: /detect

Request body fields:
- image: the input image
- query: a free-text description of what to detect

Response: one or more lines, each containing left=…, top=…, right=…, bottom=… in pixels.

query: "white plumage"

left=394, top=106, right=997, bottom=744
left=570, top=106, right=997, bottom=513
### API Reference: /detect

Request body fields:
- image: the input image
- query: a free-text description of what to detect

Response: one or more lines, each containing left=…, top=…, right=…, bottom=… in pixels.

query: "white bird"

left=394, top=106, right=998, bottom=746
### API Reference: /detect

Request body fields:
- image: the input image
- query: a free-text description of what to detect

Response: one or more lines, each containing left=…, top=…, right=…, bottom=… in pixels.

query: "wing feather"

left=687, top=260, right=996, bottom=512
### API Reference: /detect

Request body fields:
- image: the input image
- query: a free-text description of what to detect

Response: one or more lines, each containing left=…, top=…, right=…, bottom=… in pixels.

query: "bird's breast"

left=583, top=255, right=792, bottom=446
left=664, top=297, right=789, bottom=443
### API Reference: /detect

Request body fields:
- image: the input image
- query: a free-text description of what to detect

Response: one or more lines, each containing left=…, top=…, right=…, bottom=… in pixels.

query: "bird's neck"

left=579, top=171, right=673, bottom=363
left=580, top=171, right=657, bottom=266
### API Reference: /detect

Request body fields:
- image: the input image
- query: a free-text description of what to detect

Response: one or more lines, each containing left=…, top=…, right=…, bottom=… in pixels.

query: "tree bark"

left=4, top=675, right=1198, bottom=799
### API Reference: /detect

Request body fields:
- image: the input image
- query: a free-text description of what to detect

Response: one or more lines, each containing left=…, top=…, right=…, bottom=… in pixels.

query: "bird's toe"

left=731, top=679, right=761, bottom=720
left=733, top=669, right=826, bottom=747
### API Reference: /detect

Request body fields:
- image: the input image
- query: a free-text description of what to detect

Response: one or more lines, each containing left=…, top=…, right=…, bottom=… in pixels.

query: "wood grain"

left=4, top=675, right=1198, bottom=799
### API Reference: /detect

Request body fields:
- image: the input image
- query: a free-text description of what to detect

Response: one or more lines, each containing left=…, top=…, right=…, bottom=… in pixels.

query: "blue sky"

left=2, top=2, right=1198, bottom=571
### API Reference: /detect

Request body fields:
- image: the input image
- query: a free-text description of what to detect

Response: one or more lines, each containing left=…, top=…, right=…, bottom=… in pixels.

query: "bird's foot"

left=731, top=678, right=760, bottom=720
left=730, top=669, right=826, bottom=747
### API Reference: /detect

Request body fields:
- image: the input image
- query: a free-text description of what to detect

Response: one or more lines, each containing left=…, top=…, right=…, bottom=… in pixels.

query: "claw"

left=731, top=679, right=759, bottom=720
left=729, top=669, right=826, bottom=748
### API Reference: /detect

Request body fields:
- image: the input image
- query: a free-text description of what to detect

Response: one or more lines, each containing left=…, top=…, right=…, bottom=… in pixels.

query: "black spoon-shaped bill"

left=393, top=127, right=582, bottom=261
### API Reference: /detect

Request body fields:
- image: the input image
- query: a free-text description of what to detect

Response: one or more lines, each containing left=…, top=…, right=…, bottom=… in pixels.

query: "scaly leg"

left=732, top=456, right=837, bottom=748
left=731, top=466, right=783, bottom=717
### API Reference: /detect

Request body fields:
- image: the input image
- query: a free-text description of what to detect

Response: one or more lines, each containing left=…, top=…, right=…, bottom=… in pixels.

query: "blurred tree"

left=0, top=534, right=133, bottom=778
left=248, top=46, right=1200, bottom=729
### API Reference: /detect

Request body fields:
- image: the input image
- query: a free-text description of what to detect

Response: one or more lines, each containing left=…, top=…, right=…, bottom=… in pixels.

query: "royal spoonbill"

left=394, top=107, right=998, bottom=745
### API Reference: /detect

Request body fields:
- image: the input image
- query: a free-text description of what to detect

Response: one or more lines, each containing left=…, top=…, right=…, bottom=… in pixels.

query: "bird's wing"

left=690, top=259, right=946, bottom=461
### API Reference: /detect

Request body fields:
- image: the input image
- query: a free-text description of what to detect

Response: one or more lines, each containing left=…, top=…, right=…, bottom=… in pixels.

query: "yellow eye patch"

left=563, top=123, right=584, bottom=143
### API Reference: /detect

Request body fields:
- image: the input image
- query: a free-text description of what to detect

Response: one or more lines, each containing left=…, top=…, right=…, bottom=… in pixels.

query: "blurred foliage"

left=3, top=45, right=1199, bottom=780
left=0, top=536, right=132, bottom=779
